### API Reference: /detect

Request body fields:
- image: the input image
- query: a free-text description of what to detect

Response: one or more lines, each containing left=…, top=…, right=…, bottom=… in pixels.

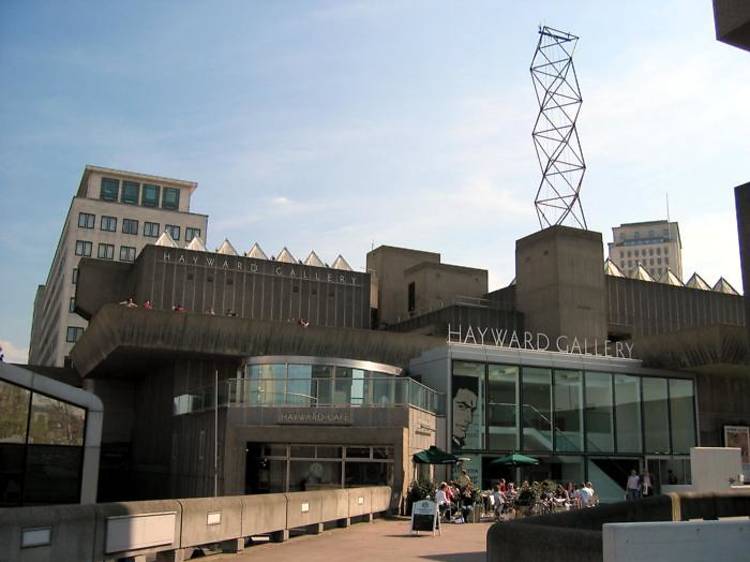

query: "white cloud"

left=0, top=340, right=29, bottom=364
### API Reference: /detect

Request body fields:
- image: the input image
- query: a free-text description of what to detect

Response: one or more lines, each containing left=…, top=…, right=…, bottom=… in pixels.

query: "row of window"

left=619, top=228, right=670, bottom=242
left=77, top=212, right=200, bottom=241
left=100, top=177, right=181, bottom=210
left=74, top=242, right=137, bottom=262
left=620, top=257, right=669, bottom=268
left=618, top=246, right=670, bottom=259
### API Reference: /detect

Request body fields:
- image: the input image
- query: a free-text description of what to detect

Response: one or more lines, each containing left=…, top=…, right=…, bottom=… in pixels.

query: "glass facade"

left=450, top=360, right=696, bottom=494
left=174, top=357, right=443, bottom=415
left=246, top=444, right=394, bottom=493
left=0, top=378, right=87, bottom=506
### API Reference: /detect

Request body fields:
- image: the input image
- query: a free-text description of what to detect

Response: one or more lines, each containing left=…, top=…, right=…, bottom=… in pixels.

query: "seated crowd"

left=433, top=476, right=599, bottom=522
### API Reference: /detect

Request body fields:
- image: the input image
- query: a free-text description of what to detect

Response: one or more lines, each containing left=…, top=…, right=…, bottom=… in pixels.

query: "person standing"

left=641, top=470, right=653, bottom=497
left=626, top=469, right=641, bottom=501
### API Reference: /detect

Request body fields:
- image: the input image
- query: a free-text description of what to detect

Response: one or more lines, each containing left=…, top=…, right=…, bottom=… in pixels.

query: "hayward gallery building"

left=58, top=225, right=749, bottom=508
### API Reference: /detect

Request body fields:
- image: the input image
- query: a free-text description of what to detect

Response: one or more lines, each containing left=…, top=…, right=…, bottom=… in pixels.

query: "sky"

left=1, top=1, right=748, bottom=364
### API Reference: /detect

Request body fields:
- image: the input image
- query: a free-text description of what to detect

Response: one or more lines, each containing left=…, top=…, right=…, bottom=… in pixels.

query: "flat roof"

left=77, top=164, right=199, bottom=197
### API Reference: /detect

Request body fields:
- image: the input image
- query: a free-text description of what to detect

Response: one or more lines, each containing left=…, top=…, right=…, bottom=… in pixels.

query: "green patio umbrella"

left=412, top=446, right=460, bottom=465
left=489, top=453, right=539, bottom=466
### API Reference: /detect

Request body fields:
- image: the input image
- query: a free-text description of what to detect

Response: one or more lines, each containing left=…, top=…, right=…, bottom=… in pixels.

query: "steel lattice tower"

left=530, top=26, right=587, bottom=230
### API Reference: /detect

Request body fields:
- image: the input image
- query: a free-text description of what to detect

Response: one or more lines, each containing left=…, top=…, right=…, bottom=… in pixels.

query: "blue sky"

left=1, top=1, right=748, bottom=362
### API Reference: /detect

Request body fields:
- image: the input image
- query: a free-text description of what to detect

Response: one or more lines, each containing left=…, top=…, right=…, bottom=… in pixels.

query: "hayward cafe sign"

left=447, top=324, right=634, bottom=359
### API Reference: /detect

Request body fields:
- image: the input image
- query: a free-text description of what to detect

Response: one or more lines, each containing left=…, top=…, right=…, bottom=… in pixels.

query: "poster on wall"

left=453, top=453, right=482, bottom=490
left=723, top=425, right=750, bottom=464
left=451, top=374, right=483, bottom=452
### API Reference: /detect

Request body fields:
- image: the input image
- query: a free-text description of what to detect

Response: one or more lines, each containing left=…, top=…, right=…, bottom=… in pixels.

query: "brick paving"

left=211, top=517, right=493, bottom=562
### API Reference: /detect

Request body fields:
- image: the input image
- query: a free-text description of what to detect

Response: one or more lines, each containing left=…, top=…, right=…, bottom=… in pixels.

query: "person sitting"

left=143, top=299, right=153, bottom=310
left=119, top=297, right=138, bottom=308
left=172, top=304, right=186, bottom=312
left=583, top=481, right=598, bottom=507
left=492, top=483, right=507, bottom=520
left=435, top=482, right=452, bottom=520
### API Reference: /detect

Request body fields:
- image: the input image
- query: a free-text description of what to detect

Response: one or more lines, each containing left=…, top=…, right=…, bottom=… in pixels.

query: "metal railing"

left=174, top=376, right=444, bottom=416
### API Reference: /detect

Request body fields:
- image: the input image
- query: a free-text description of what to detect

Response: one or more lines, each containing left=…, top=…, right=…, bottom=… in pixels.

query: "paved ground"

left=211, top=518, right=493, bottom=562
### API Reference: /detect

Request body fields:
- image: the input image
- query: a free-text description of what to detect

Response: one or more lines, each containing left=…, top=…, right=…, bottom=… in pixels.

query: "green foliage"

left=407, top=480, right=435, bottom=503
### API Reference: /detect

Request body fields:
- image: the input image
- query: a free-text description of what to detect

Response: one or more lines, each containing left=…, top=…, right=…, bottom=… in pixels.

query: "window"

left=554, top=370, right=583, bottom=452
left=656, top=247, right=661, bottom=255
left=144, top=222, right=160, bottom=237
left=72, top=268, right=78, bottom=284
left=408, top=282, right=415, bottom=313
left=634, top=249, right=639, bottom=257
left=121, top=181, right=140, bottom=204
left=649, top=258, right=654, bottom=266
left=100, top=215, right=117, bottom=232
left=664, top=247, right=669, bottom=255
left=165, top=224, right=180, bottom=241
left=615, top=374, right=642, bottom=453
left=77, top=212, right=95, bottom=229
left=65, top=326, right=83, bottom=343
left=649, top=248, right=654, bottom=256
left=142, top=183, right=160, bottom=207
left=28, top=393, right=85, bottom=446
left=69, top=297, right=75, bottom=313
left=521, top=367, right=552, bottom=451
left=120, top=246, right=136, bottom=262
left=185, top=227, right=201, bottom=242
left=627, top=251, right=631, bottom=258
left=585, top=372, right=614, bottom=452
left=487, top=365, right=518, bottom=450
left=670, top=379, right=696, bottom=454
left=657, top=257, right=662, bottom=265
left=620, top=261, right=625, bottom=268
left=100, top=177, right=119, bottom=201
left=74, top=240, right=92, bottom=257
left=162, top=187, right=180, bottom=210
left=643, top=378, right=670, bottom=454
left=122, top=218, right=139, bottom=235
left=97, top=243, right=114, bottom=260
left=665, top=257, right=670, bottom=265
left=619, top=251, right=623, bottom=258
left=0, top=379, right=31, bottom=443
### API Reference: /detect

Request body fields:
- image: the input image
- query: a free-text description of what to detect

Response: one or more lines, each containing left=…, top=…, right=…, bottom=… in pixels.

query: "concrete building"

left=28, top=165, right=208, bottom=367
left=713, top=0, right=750, bottom=52
left=608, top=220, right=683, bottom=281
left=366, top=245, right=488, bottom=327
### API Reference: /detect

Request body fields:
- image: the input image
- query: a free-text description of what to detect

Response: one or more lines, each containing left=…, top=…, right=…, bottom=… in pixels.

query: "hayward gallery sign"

left=447, top=324, right=634, bottom=359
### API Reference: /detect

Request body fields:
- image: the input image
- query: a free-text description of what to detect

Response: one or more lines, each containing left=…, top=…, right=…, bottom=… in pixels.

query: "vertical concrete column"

left=515, top=226, right=607, bottom=346
left=366, top=513, right=374, bottom=523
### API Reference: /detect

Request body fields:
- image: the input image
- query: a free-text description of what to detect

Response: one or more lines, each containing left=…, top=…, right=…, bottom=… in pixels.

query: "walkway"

left=212, top=518, right=493, bottom=562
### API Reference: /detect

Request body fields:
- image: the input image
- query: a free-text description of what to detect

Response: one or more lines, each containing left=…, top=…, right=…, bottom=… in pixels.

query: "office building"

left=608, top=220, right=683, bottom=281
left=28, top=165, right=208, bottom=367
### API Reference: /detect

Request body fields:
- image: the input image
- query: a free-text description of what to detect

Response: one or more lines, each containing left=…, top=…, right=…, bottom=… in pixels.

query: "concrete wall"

left=367, top=245, right=440, bottom=326
left=403, top=263, right=487, bottom=318
left=603, top=520, right=750, bottom=562
left=515, top=226, right=607, bottom=345
left=690, top=447, right=744, bottom=492
left=0, top=486, right=390, bottom=562
left=735, top=182, right=750, bottom=344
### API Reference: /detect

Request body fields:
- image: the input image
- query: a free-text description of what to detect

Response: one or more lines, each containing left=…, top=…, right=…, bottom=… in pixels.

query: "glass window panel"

left=553, top=370, right=583, bottom=452
left=144, top=222, right=160, bottom=237
left=344, top=461, right=392, bottom=488
left=262, top=444, right=287, bottom=457
left=372, top=446, right=393, bottom=459
left=287, top=364, right=313, bottom=406
left=23, top=445, right=83, bottom=504
left=100, top=178, right=119, bottom=201
left=121, top=181, right=139, bottom=204
left=585, top=372, right=614, bottom=453
left=452, top=361, right=484, bottom=451
left=290, top=445, right=316, bottom=458
left=162, top=187, right=180, bottom=210
left=165, top=224, right=180, bottom=241
left=122, top=219, right=139, bottom=235
left=487, top=364, right=518, bottom=451
left=28, top=394, right=85, bottom=446
left=289, top=460, right=341, bottom=491
left=248, top=364, right=285, bottom=406
left=312, top=365, right=333, bottom=406
left=345, top=446, right=370, bottom=458
left=351, top=369, right=365, bottom=406
left=0, top=444, right=25, bottom=506
left=142, top=184, right=160, bottom=207
left=669, top=379, right=696, bottom=454
left=371, top=376, right=394, bottom=406
left=521, top=367, right=552, bottom=451
left=643, top=378, right=670, bottom=454
left=334, top=367, right=353, bottom=405
left=0, top=380, right=31, bottom=443
left=185, top=227, right=201, bottom=242
left=615, top=374, right=642, bottom=453
left=316, top=446, right=342, bottom=459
